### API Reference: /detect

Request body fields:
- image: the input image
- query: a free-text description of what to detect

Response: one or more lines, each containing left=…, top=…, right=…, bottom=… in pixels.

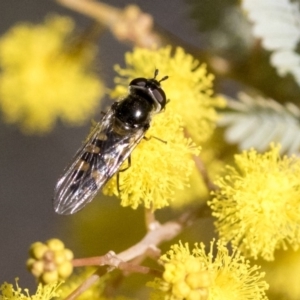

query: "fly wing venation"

left=53, top=109, right=145, bottom=215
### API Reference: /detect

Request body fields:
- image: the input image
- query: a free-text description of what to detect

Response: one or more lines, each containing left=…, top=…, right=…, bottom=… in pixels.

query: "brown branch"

left=193, top=154, right=218, bottom=192
left=72, top=256, right=103, bottom=267
left=64, top=202, right=212, bottom=300
left=56, top=0, right=120, bottom=26
left=72, top=220, right=181, bottom=267
left=56, top=0, right=163, bottom=48
left=56, top=0, right=235, bottom=80
left=64, top=220, right=181, bottom=299
left=64, top=271, right=103, bottom=300
left=183, top=128, right=217, bottom=192
left=117, top=220, right=182, bottom=261
left=72, top=251, right=159, bottom=275
left=144, top=208, right=160, bottom=231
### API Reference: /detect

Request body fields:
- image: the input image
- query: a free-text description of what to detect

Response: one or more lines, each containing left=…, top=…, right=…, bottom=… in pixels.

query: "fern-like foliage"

left=241, top=0, right=300, bottom=87
left=219, top=93, right=300, bottom=155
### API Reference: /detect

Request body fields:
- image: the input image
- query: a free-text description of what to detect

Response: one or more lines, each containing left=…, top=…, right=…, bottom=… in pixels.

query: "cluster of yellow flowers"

left=0, top=15, right=103, bottom=133
left=0, top=279, right=61, bottom=300
left=26, top=239, right=73, bottom=284
left=148, top=241, right=268, bottom=300
left=209, top=144, right=300, bottom=261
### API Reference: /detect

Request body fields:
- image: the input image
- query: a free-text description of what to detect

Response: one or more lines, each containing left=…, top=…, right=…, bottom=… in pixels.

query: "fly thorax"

left=113, top=96, right=153, bottom=132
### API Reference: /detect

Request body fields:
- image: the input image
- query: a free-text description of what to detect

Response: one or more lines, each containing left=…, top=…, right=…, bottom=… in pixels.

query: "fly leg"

left=143, top=136, right=167, bottom=144
left=116, top=156, right=131, bottom=196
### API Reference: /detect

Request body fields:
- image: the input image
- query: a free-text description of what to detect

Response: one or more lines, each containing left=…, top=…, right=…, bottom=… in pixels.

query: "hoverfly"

left=53, top=70, right=168, bottom=214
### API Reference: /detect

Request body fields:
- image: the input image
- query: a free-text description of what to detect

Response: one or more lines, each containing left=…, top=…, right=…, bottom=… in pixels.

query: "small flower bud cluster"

left=162, top=256, right=210, bottom=300
left=26, top=238, right=73, bottom=283
left=149, top=241, right=269, bottom=300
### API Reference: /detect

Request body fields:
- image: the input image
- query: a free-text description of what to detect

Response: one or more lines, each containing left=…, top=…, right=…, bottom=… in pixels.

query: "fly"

left=53, top=70, right=168, bottom=214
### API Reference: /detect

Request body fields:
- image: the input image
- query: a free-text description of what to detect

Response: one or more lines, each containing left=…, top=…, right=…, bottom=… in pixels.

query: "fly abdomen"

left=92, top=133, right=108, bottom=148
left=72, top=169, right=86, bottom=181
left=81, top=152, right=97, bottom=166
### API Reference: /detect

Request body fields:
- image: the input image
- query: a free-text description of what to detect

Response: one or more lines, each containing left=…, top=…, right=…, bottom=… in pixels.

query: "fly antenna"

left=159, top=75, right=169, bottom=83
left=153, top=69, right=168, bottom=83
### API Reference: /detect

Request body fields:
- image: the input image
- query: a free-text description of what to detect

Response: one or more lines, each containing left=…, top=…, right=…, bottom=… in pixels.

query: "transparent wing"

left=53, top=109, right=145, bottom=215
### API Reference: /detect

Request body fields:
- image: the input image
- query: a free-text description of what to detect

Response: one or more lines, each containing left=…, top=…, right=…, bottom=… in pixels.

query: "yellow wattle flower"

left=0, top=15, right=104, bottom=134
left=209, top=144, right=300, bottom=260
left=0, top=279, right=61, bottom=300
left=148, top=240, right=268, bottom=300
left=111, top=46, right=225, bottom=145
left=103, top=110, right=200, bottom=210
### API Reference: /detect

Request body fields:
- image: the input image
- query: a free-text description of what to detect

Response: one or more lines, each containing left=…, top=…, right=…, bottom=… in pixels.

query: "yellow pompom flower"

left=111, top=46, right=225, bottom=145
left=148, top=240, right=268, bottom=300
left=0, top=15, right=104, bottom=134
left=26, top=239, right=74, bottom=284
left=209, top=144, right=300, bottom=261
left=103, top=110, right=200, bottom=210
left=0, top=279, right=61, bottom=300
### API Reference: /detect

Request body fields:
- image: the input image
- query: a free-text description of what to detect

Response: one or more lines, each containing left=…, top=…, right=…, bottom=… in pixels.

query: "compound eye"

left=152, top=87, right=166, bottom=107
left=129, top=78, right=147, bottom=87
